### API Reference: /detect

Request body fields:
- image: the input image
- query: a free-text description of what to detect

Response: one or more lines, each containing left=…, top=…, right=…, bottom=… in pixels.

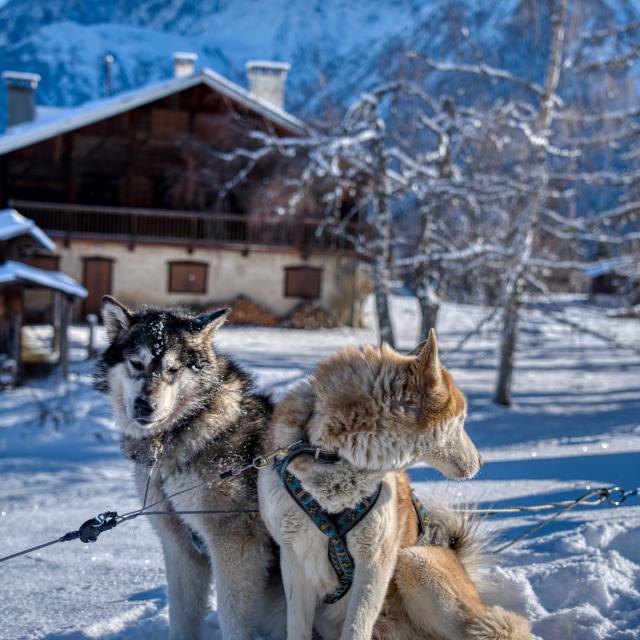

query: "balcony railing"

left=9, top=200, right=353, bottom=252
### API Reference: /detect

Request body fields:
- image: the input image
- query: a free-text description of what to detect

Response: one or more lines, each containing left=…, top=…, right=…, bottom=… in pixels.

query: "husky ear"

left=101, top=296, right=132, bottom=340
left=415, top=328, right=441, bottom=383
left=191, top=308, right=229, bottom=336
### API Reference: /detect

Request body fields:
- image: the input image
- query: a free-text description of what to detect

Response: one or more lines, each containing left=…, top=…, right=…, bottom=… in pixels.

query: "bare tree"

left=203, top=0, right=638, bottom=390
left=397, top=0, right=639, bottom=403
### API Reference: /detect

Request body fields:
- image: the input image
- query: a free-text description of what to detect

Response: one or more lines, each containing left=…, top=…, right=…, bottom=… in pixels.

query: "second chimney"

left=246, top=61, right=290, bottom=110
left=2, top=71, right=41, bottom=128
left=173, top=52, right=198, bottom=78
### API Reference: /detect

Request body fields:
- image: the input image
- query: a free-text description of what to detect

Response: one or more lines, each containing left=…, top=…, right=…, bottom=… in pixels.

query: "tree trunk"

left=419, top=301, right=439, bottom=341
left=370, top=125, right=395, bottom=348
left=494, top=285, right=520, bottom=406
left=493, top=0, right=568, bottom=405
left=417, top=283, right=440, bottom=342
left=374, top=274, right=394, bottom=346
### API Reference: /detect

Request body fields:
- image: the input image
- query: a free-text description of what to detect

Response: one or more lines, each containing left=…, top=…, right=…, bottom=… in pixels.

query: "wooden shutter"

left=168, top=262, right=208, bottom=294
left=284, top=266, right=322, bottom=299
left=26, top=255, right=60, bottom=272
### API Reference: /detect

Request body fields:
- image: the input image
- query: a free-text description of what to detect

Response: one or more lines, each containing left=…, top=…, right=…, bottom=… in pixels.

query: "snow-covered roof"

left=0, top=209, right=56, bottom=252
left=0, top=260, right=87, bottom=297
left=0, top=68, right=309, bottom=156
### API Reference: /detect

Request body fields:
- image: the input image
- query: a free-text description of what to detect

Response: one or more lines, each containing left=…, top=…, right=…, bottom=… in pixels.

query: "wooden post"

left=52, top=291, right=62, bottom=356
left=59, top=295, right=72, bottom=379
left=9, top=293, right=22, bottom=386
left=86, top=313, right=97, bottom=359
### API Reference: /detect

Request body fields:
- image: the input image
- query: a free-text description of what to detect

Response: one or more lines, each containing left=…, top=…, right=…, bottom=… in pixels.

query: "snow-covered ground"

left=0, top=297, right=638, bottom=640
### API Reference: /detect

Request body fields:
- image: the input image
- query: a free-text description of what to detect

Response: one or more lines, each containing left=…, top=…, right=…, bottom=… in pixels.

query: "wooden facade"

left=0, top=83, right=351, bottom=222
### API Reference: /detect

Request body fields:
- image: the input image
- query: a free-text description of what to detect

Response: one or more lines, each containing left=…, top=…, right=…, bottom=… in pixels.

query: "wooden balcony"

left=9, top=200, right=353, bottom=253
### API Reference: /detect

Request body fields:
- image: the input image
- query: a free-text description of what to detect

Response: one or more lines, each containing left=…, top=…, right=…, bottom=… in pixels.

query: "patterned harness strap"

left=273, top=441, right=430, bottom=604
left=411, top=489, right=431, bottom=546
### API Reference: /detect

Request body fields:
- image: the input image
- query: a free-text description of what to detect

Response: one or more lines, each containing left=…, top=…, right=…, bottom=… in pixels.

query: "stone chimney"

left=245, top=61, right=290, bottom=110
left=173, top=52, right=198, bottom=78
left=2, top=71, right=41, bottom=127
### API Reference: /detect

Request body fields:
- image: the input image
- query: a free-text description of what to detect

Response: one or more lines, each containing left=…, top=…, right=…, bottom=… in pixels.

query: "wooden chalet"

left=0, top=57, right=362, bottom=323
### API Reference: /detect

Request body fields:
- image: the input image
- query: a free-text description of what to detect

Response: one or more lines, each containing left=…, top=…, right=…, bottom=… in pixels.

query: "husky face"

left=306, top=330, right=482, bottom=479
left=95, top=296, right=228, bottom=438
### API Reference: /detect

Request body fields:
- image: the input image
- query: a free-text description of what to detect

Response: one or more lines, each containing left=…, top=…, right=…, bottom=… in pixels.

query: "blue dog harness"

left=273, top=441, right=430, bottom=604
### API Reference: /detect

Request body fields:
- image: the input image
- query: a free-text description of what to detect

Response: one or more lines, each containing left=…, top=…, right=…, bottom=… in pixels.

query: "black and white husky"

left=95, top=296, right=284, bottom=640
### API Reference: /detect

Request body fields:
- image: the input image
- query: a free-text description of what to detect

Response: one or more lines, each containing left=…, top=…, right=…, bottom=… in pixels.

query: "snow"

left=0, top=209, right=55, bottom=252
left=0, top=297, right=639, bottom=639
left=0, top=260, right=87, bottom=298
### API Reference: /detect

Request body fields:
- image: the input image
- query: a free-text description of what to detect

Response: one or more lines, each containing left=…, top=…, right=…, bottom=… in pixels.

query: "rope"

left=0, top=538, right=72, bottom=564
left=477, top=486, right=640, bottom=553
left=0, top=455, right=636, bottom=565
left=0, top=441, right=300, bottom=565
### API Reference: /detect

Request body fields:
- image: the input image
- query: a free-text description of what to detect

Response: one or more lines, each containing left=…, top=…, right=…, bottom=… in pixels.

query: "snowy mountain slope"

left=0, top=0, right=427, bottom=125
left=0, top=297, right=638, bottom=639
left=1, top=0, right=639, bottom=130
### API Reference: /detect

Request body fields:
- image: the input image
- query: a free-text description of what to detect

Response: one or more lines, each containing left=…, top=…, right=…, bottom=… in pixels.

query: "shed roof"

left=0, top=209, right=56, bottom=252
left=0, top=68, right=309, bottom=157
left=0, top=260, right=87, bottom=298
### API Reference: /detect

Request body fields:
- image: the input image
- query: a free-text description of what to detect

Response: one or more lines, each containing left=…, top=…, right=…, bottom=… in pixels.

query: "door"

left=83, top=257, right=113, bottom=318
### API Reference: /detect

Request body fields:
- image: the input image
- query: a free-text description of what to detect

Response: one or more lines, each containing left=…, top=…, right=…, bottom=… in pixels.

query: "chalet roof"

left=0, top=260, right=87, bottom=298
left=0, top=68, right=309, bottom=157
left=0, top=209, right=56, bottom=252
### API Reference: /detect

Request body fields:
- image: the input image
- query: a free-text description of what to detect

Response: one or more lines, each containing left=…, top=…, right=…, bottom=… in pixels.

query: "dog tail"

left=467, top=607, right=532, bottom=640
left=425, top=504, right=491, bottom=585
left=424, top=506, right=533, bottom=639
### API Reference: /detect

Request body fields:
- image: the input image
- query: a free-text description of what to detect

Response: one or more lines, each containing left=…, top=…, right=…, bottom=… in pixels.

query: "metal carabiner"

left=603, top=486, right=627, bottom=506
left=251, top=455, right=269, bottom=469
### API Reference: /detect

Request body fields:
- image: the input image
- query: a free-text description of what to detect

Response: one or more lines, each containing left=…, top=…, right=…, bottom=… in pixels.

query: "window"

left=284, top=266, right=322, bottom=299
left=168, top=261, right=208, bottom=294
left=26, top=255, right=60, bottom=272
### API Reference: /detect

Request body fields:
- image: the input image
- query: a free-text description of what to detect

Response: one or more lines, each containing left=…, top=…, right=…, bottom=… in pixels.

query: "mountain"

left=0, top=0, right=638, bottom=129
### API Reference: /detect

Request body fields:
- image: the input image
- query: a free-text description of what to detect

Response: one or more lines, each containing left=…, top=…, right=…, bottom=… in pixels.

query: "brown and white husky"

left=258, top=330, right=530, bottom=640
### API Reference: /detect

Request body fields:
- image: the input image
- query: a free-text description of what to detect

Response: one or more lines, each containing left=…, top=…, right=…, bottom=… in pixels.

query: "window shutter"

left=168, top=262, right=208, bottom=294
left=284, top=266, right=322, bottom=299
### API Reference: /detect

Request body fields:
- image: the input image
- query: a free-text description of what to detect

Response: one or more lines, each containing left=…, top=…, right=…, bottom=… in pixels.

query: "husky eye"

left=129, top=360, right=144, bottom=371
left=168, top=366, right=181, bottom=376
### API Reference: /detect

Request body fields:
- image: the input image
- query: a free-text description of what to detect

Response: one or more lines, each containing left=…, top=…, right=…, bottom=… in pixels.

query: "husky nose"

left=133, top=396, right=155, bottom=420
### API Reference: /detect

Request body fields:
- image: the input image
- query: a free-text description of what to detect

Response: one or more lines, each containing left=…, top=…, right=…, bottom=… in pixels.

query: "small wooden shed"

left=0, top=209, right=87, bottom=384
